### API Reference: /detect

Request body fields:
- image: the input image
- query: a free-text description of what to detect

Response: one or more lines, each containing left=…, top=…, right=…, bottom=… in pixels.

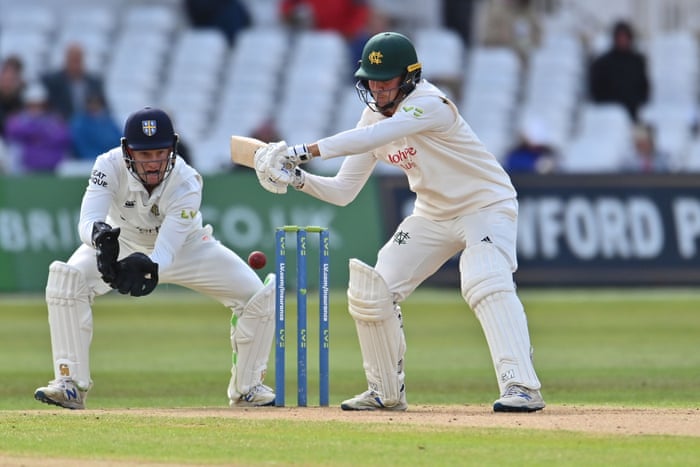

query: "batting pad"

left=460, top=244, right=541, bottom=393
left=228, top=274, right=275, bottom=400
left=45, top=261, right=93, bottom=391
left=347, top=259, right=406, bottom=405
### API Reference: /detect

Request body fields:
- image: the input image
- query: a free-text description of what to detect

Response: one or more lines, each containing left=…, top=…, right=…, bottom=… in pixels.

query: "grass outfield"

left=0, top=287, right=698, bottom=465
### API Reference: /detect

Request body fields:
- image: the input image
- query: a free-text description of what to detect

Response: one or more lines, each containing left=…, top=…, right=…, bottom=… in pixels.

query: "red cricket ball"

left=247, top=251, right=267, bottom=270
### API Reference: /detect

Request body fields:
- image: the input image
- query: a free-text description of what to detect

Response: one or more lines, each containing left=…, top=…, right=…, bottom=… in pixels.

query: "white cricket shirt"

left=308, top=80, right=517, bottom=221
left=77, top=148, right=204, bottom=272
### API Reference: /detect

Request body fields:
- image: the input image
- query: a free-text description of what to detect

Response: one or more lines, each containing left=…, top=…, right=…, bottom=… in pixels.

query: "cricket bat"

left=230, top=135, right=266, bottom=168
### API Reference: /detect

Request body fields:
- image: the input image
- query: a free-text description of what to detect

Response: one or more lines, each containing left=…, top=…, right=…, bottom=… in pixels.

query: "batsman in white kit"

left=252, top=32, right=545, bottom=412
left=35, top=107, right=276, bottom=409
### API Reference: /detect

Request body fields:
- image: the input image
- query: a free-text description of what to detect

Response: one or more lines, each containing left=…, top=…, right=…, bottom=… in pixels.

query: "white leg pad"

left=347, top=259, right=406, bottom=405
left=227, top=274, right=275, bottom=400
left=461, top=243, right=541, bottom=394
left=45, top=261, right=93, bottom=391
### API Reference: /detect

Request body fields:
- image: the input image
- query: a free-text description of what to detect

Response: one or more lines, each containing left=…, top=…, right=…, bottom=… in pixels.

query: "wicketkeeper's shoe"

left=493, top=384, right=545, bottom=413
left=34, top=378, right=87, bottom=410
left=340, top=388, right=408, bottom=411
left=230, top=384, right=276, bottom=407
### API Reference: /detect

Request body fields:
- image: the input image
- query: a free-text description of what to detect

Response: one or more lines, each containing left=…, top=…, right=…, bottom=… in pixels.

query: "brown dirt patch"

left=22, top=404, right=700, bottom=436
left=2, top=405, right=697, bottom=466
left=105, top=404, right=699, bottom=437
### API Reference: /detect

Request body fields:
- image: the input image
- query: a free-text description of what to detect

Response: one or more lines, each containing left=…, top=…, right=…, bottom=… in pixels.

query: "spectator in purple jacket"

left=4, top=82, right=71, bottom=173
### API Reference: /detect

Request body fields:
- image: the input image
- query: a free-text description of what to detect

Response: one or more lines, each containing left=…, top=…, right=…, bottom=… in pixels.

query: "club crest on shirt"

left=142, top=120, right=157, bottom=136
left=393, top=230, right=410, bottom=245
left=150, top=204, right=160, bottom=217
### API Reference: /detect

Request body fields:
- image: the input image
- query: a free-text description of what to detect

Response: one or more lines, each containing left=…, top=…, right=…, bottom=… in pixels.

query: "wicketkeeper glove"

left=92, top=221, right=120, bottom=284
left=110, top=252, right=159, bottom=297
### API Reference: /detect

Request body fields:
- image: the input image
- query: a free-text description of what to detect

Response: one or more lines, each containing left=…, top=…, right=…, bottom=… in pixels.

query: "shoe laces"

left=49, top=378, right=73, bottom=387
left=244, top=384, right=271, bottom=400
left=502, top=385, right=527, bottom=397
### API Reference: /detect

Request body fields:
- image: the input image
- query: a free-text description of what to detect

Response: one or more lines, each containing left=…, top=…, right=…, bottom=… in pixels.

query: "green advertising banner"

left=0, top=175, right=86, bottom=292
left=0, top=173, right=384, bottom=292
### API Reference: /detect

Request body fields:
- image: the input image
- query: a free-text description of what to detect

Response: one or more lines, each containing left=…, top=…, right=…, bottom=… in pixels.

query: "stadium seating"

left=48, top=5, right=117, bottom=74
left=275, top=30, right=350, bottom=145
left=559, top=104, right=634, bottom=172
left=157, top=28, right=229, bottom=143
left=105, top=4, right=180, bottom=127
left=414, top=28, right=465, bottom=98
left=195, top=27, right=290, bottom=174
left=518, top=30, right=585, bottom=153
left=3, top=0, right=700, bottom=175
left=0, top=5, right=56, bottom=82
left=460, top=47, right=522, bottom=161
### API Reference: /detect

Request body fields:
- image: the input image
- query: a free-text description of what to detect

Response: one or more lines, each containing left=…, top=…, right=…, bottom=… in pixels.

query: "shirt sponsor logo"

left=387, top=147, right=417, bottom=170
left=401, top=105, right=423, bottom=118
left=90, top=170, right=108, bottom=187
left=136, top=225, right=161, bottom=235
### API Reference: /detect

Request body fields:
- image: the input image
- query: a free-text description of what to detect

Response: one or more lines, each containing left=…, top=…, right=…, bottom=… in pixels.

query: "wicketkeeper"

left=254, top=32, right=545, bottom=412
left=35, top=107, right=276, bottom=409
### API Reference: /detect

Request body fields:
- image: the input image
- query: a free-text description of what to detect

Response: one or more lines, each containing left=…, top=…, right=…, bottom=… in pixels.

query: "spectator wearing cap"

left=4, top=82, right=71, bottom=173
left=504, top=117, right=558, bottom=173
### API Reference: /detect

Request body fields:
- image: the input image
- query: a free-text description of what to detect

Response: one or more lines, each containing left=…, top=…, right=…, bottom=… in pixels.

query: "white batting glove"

left=262, top=164, right=296, bottom=193
left=254, top=141, right=290, bottom=194
left=254, top=141, right=287, bottom=172
left=286, top=144, right=312, bottom=166
left=254, top=165, right=304, bottom=194
left=290, top=167, right=306, bottom=190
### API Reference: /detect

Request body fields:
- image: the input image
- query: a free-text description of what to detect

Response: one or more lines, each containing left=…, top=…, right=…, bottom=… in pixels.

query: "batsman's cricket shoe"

left=493, top=385, right=545, bottom=413
left=340, top=387, right=407, bottom=411
left=34, top=378, right=87, bottom=410
left=230, top=384, right=276, bottom=407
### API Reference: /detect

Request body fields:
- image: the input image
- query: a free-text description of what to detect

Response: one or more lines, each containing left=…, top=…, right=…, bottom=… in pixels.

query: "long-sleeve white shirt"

left=304, top=80, right=517, bottom=221
left=77, top=148, right=204, bottom=272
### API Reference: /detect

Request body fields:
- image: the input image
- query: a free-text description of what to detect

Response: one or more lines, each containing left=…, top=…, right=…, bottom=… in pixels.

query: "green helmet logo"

left=368, top=50, right=383, bottom=65
left=355, top=32, right=421, bottom=82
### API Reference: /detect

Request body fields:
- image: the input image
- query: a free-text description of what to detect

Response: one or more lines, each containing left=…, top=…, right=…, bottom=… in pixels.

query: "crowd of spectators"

left=0, top=43, right=122, bottom=174
left=0, top=1, right=693, bottom=176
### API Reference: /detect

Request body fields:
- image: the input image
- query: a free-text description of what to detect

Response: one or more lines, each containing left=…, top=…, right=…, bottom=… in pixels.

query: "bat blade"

left=230, top=135, right=266, bottom=168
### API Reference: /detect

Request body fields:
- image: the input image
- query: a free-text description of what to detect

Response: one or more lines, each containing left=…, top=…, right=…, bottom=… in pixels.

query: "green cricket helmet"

left=355, top=32, right=422, bottom=113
